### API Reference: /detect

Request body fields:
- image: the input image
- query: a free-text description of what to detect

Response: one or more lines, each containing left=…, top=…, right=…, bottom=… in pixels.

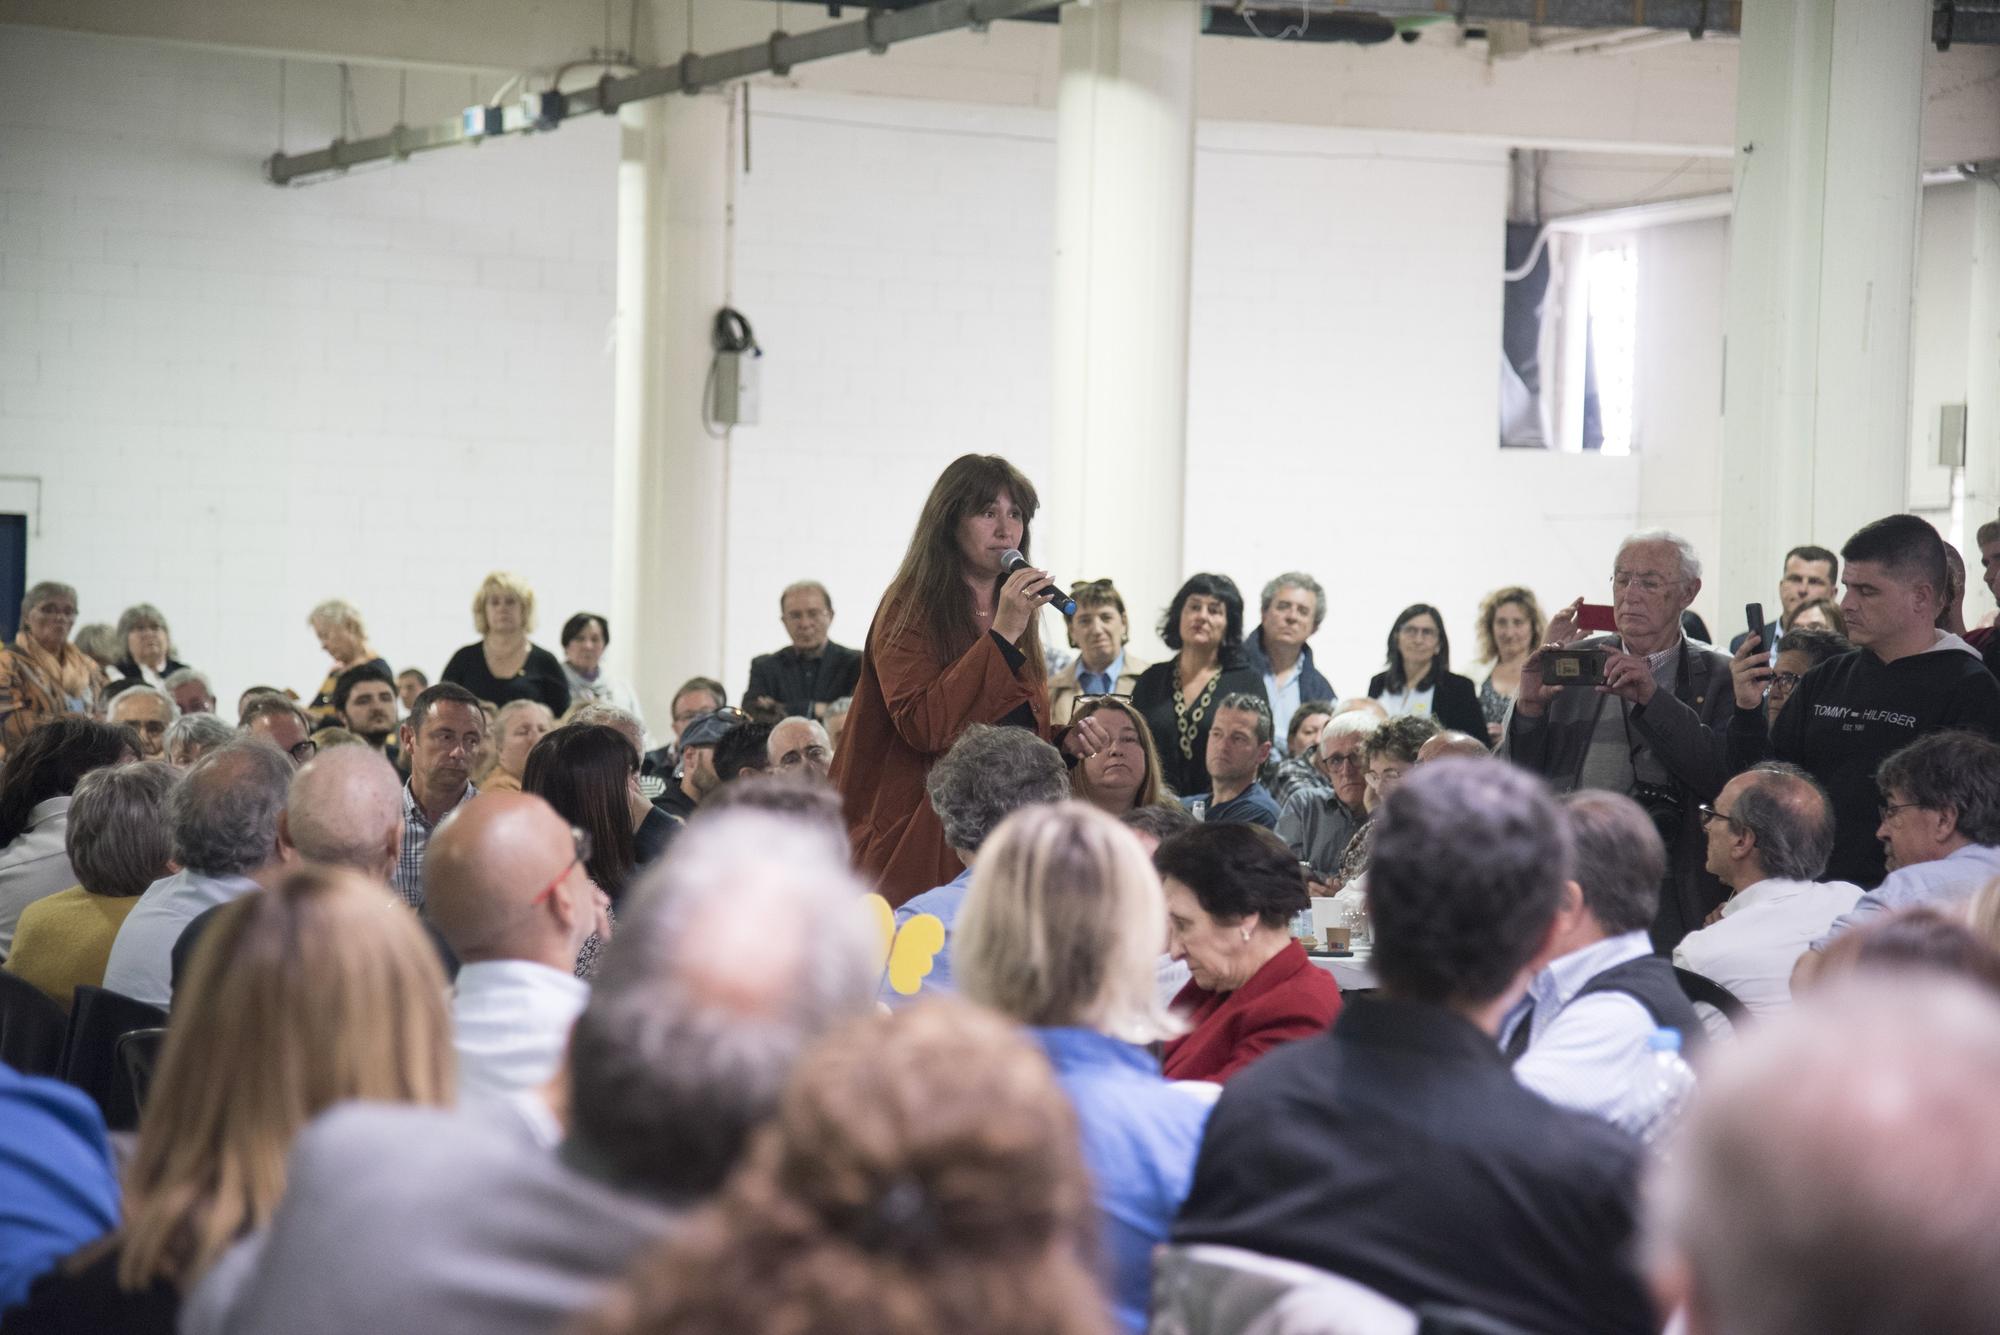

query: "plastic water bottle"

left=1626, top=1028, right=1697, bottom=1147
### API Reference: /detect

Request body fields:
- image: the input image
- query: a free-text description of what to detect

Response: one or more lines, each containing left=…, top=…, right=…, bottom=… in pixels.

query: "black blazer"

left=1366, top=669, right=1488, bottom=741
left=744, top=642, right=862, bottom=720
left=440, top=642, right=571, bottom=715
left=1130, top=655, right=1271, bottom=799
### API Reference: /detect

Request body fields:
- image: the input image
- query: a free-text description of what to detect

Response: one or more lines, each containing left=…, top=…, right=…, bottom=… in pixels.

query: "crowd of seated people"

left=8, top=459, right=2000, bottom=1331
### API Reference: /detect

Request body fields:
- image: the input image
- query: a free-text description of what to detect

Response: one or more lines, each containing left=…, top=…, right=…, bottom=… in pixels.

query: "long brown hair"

left=879, top=454, right=1046, bottom=675
left=116, top=867, right=453, bottom=1291
left=1066, top=697, right=1172, bottom=811
left=581, top=999, right=1110, bottom=1335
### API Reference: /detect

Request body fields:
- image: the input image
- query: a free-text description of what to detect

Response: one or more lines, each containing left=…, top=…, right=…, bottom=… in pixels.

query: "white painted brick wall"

left=0, top=28, right=618, bottom=711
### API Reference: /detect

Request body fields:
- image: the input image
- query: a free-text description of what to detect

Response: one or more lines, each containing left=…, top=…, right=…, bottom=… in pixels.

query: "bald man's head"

left=1417, top=731, right=1490, bottom=764
left=423, top=791, right=598, bottom=969
left=280, top=744, right=403, bottom=878
left=767, top=717, right=833, bottom=782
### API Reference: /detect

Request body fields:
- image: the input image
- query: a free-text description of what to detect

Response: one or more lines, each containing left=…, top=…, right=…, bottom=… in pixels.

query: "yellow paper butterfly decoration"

left=864, top=894, right=946, bottom=996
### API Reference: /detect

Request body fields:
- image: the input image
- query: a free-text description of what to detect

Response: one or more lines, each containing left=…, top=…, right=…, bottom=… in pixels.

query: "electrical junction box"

left=715, top=351, right=761, bottom=426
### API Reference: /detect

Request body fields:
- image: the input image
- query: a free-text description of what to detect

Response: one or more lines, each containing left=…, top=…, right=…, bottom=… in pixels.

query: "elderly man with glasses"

left=1277, top=708, right=1381, bottom=889
left=1500, top=529, right=1735, bottom=952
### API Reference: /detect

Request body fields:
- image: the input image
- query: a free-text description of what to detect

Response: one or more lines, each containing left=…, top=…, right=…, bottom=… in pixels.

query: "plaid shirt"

left=393, top=778, right=477, bottom=908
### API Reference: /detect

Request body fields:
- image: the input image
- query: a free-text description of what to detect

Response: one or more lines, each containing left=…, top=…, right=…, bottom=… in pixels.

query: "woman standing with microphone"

left=833, top=454, right=1109, bottom=906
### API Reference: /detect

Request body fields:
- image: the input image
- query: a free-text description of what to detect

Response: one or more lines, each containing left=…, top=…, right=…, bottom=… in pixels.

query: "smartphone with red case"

left=1576, top=603, right=1617, bottom=633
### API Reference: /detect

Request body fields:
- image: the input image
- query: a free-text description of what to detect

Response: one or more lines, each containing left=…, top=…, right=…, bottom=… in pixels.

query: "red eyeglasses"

left=529, top=826, right=593, bottom=907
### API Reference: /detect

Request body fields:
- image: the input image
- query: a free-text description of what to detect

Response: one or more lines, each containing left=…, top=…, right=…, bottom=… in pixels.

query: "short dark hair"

left=1817, top=907, right=2000, bottom=997
left=1785, top=544, right=1841, bottom=585
left=1732, top=762, right=1835, bottom=882
left=561, top=612, right=609, bottom=649
left=697, top=775, right=846, bottom=847
left=1841, top=515, right=1947, bottom=607
left=331, top=661, right=397, bottom=715
left=1159, top=574, right=1245, bottom=654
left=673, top=676, right=728, bottom=711
left=1382, top=603, right=1452, bottom=693
left=1877, top=731, right=2000, bottom=846
left=1152, top=823, right=1305, bottom=930
left=1287, top=700, right=1337, bottom=750
left=1560, top=792, right=1662, bottom=936
left=1064, top=579, right=1130, bottom=650
left=1119, top=802, right=1198, bottom=844
left=1364, top=714, right=1440, bottom=766
left=1213, top=692, right=1272, bottom=746
left=396, top=667, right=429, bottom=688
left=523, top=724, right=638, bottom=900
left=1776, top=625, right=1853, bottom=670
left=1369, top=760, right=1569, bottom=1006
left=714, top=722, right=775, bottom=784
left=0, top=718, right=135, bottom=844
left=405, top=682, right=483, bottom=737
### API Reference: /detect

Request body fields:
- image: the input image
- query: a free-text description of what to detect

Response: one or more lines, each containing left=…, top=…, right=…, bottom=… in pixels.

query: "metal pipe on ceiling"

left=265, top=0, right=1067, bottom=185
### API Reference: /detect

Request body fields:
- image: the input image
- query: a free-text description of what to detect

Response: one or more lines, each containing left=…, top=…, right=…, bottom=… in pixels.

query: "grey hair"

left=161, top=667, right=212, bottom=697
left=308, top=598, right=367, bottom=636
left=1732, top=762, right=1835, bottom=882
left=779, top=579, right=833, bottom=616
left=66, top=761, right=179, bottom=897
left=109, top=683, right=180, bottom=722
left=114, top=602, right=174, bottom=648
left=169, top=738, right=293, bottom=876
left=1559, top=791, right=1664, bottom=936
left=165, top=712, right=237, bottom=767
left=568, top=703, right=645, bottom=758
left=1619, top=528, right=1703, bottom=586
left=1647, top=975, right=2000, bottom=1335
left=565, top=812, right=881, bottom=1200
left=1260, top=571, right=1329, bottom=632
left=926, top=724, right=1071, bottom=855
left=1215, top=691, right=1273, bottom=746
left=19, top=581, right=78, bottom=633
left=1318, top=709, right=1383, bottom=748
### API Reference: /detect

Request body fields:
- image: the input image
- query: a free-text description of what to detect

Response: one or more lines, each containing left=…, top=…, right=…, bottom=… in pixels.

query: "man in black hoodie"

left=1729, top=515, right=2000, bottom=888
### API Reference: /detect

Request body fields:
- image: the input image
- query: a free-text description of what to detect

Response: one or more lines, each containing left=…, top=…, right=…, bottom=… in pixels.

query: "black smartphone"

left=1545, top=647, right=1606, bottom=686
left=1745, top=602, right=1765, bottom=650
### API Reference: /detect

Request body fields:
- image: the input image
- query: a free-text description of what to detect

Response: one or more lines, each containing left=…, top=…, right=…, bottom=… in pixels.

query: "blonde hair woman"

left=1065, top=696, right=1176, bottom=815
left=6, top=866, right=453, bottom=1330
left=481, top=699, right=555, bottom=793
left=440, top=571, right=572, bottom=716
left=1473, top=586, right=1544, bottom=744
left=956, top=802, right=1208, bottom=1333
left=303, top=599, right=390, bottom=729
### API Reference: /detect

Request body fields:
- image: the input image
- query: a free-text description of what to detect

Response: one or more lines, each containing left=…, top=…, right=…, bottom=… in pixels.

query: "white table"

left=1308, top=947, right=1377, bottom=992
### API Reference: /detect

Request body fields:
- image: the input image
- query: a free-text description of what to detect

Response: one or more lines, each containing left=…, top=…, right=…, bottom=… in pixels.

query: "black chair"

left=0, top=970, right=69, bottom=1077
left=1673, top=965, right=1748, bottom=1026
left=61, top=985, right=168, bottom=1131
left=1416, top=1306, right=1539, bottom=1335
left=116, top=1027, right=166, bottom=1116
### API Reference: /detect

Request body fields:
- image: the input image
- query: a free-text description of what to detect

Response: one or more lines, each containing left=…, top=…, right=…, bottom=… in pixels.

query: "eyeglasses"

left=530, top=825, right=594, bottom=906
left=1366, top=767, right=1406, bottom=787
left=1397, top=625, right=1440, bottom=640
left=1611, top=572, right=1676, bottom=595
left=1318, top=750, right=1366, bottom=770
left=1768, top=672, right=1804, bottom=693
left=1696, top=804, right=1737, bottom=830
left=1879, top=801, right=1925, bottom=822
left=288, top=739, right=318, bottom=763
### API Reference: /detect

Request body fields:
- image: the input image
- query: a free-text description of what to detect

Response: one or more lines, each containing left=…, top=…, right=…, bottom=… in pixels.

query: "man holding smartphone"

left=1499, top=530, right=1735, bottom=952
left=1729, top=514, right=2000, bottom=890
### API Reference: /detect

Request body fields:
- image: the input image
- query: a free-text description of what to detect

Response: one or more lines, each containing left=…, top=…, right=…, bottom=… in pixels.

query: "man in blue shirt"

left=1182, top=694, right=1280, bottom=829
left=0, top=1062, right=120, bottom=1308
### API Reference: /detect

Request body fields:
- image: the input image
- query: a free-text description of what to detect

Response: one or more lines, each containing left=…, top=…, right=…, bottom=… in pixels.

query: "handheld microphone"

left=1001, top=549, right=1076, bottom=616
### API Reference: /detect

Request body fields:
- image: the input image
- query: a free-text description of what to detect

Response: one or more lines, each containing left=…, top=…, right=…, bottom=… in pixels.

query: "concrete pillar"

left=1718, top=0, right=1926, bottom=607
left=611, top=95, right=732, bottom=735
left=1961, top=176, right=2000, bottom=550
left=1049, top=0, right=1198, bottom=660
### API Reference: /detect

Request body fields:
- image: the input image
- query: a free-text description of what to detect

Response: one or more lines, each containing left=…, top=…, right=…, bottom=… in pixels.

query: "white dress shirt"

left=1501, top=930, right=1664, bottom=1130
left=0, top=797, right=74, bottom=959
left=452, top=958, right=590, bottom=1138
left=101, top=866, right=262, bottom=1006
left=1673, top=876, right=1862, bottom=1033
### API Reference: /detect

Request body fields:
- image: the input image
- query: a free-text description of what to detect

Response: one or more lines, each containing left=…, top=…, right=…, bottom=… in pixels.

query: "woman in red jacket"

left=1155, top=823, right=1341, bottom=1083
left=831, top=454, right=1109, bottom=906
